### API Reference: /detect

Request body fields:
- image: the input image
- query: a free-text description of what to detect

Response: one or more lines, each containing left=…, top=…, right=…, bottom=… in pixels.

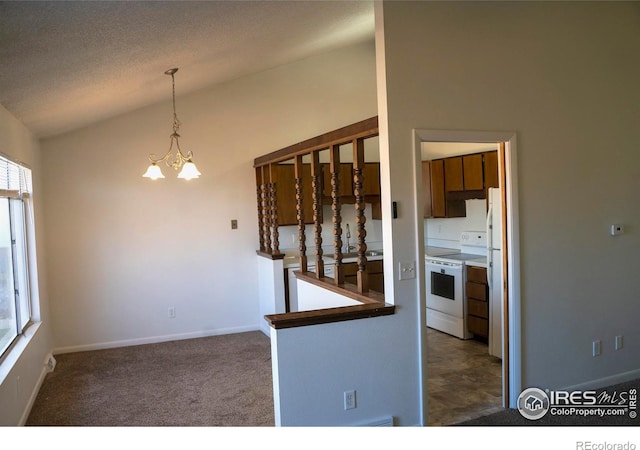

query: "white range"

left=425, top=232, right=487, bottom=340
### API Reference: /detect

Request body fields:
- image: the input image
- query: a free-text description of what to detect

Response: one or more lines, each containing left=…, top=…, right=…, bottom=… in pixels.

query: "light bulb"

left=177, top=161, right=201, bottom=180
left=143, top=163, right=165, bottom=180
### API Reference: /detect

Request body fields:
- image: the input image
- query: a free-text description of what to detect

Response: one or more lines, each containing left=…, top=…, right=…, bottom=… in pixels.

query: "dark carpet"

left=26, top=331, right=274, bottom=426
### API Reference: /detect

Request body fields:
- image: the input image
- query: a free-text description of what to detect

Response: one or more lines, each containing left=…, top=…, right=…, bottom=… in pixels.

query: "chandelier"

left=143, top=68, right=201, bottom=180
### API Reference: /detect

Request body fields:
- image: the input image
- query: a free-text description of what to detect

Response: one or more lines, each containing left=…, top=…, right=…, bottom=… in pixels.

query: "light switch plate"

left=399, top=261, right=416, bottom=280
left=610, top=224, right=623, bottom=236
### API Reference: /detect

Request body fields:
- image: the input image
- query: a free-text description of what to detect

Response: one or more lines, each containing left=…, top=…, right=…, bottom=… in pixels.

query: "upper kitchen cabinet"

left=423, top=150, right=499, bottom=218
left=270, top=158, right=317, bottom=226
left=444, top=157, right=464, bottom=192
left=462, top=154, right=484, bottom=191
left=424, top=159, right=465, bottom=218
left=322, top=162, right=352, bottom=200
left=444, top=154, right=484, bottom=192
left=483, top=151, right=499, bottom=189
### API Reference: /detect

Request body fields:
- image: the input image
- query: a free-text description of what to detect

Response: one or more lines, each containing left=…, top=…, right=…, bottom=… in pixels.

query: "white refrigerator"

left=487, top=187, right=503, bottom=359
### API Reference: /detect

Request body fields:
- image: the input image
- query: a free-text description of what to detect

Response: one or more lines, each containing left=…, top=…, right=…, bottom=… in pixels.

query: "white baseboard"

left=561, top=368, right=640, bottom=392
left=18, top=354, right=51, bottom=426
left=52, top=324, right=261, bottom=355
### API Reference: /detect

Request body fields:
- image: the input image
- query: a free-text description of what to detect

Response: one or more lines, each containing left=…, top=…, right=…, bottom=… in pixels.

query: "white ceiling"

left=0, top=0, right=374, bottom=139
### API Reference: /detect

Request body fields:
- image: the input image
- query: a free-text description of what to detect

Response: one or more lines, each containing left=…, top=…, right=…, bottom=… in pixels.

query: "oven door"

left=426, top=260, right=463, bottom=318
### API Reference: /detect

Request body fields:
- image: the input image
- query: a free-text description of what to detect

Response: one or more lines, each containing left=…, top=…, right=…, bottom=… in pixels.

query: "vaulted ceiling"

left=0, top=1, right=374, bottom=138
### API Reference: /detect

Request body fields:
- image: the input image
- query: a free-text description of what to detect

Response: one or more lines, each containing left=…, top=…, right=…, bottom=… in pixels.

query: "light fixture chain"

left=171, top=71, right=181, bottom=134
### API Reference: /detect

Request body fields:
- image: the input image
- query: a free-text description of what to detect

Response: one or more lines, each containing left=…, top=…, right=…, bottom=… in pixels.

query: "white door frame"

left=412, top=129, right=522, bottom=424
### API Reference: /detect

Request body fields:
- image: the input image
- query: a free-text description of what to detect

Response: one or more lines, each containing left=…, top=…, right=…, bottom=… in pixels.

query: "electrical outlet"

left=46, top=355, right=57, bottom=372
left=344, top=390, right=356, bottom=410
left=615, top=335, right=623, bottom=351
left=399, top=261, right=416, bottom=280
left=231, top=219, right=238, bottom=230
left=592, top=340, right=601, bottom=357
left=168, top=307, right=176, bottom=318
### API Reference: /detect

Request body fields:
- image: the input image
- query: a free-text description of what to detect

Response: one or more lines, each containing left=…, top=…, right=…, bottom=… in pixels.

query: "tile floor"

left=426, top=327, right=503, bottom=426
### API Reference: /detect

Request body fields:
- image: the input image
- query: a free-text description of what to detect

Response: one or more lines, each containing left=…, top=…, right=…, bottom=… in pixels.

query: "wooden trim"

left=256, top=250, right=285, bottom=260
left=265, top=302, right=395, bottom=329
left=499, top=141, right=510, bottom=407
left=253, top=117, right=379, bottom=167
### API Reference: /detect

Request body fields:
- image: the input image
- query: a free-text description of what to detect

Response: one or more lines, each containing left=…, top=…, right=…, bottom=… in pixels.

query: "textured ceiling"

left=0, top=0, right=374, bottom=138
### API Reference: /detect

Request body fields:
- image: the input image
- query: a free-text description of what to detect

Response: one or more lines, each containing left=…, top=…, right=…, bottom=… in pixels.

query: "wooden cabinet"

left=363, top=163, right=382, bottom=220
left=444, top=157, right=464, bottom=192
left=270, top=163, right=316, bottom=226
left=322, top=163, right=353, bottom=199
left=483, top=151, right=499, bottom=190
left=444, top=154, right=485, bottom=192
left=422, top=161, right=433, bottom=218
left=343, top=259, right=384, bottom=292
left=466, top=265, right=488, bottom=339
left=429, top=160, right=446, bottom=217
left=322, top=162, right=382, bottom=219
left=424, top=150, right=499, bottom=218
left=462, top=154, right=484, bottom=191
left=424, top=159, right=465, bottom=218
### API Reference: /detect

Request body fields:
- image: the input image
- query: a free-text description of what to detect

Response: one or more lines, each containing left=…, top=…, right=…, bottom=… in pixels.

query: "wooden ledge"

left=294, top=271, right=385, bottom=304
left=265, top=302, right=395, bottom=330
left=256, top=250, right=285, bottom=260
left=264, top=271, right=394, bottom=330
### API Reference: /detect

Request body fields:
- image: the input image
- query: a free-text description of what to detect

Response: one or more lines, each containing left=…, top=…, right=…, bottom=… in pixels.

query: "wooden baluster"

left=353, top=138, right=368, bottom=293
left=310, top=151, right=324, bottom=278
left=264, top=165, right=273, bottom=254
left=330, top=144, right=344, bottom=285
left=270, top=165, right=280, bottom=255
left=294, top=155, right=308, bottom=272
left=256, top=167, right=265, bottom=252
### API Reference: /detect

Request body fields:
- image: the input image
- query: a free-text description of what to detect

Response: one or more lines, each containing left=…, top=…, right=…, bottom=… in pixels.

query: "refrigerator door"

left=486, top=187, right=503, bottom=358
left=488, top=248, right=503, bottom=358
left=487, top=187, right=502, bottom=251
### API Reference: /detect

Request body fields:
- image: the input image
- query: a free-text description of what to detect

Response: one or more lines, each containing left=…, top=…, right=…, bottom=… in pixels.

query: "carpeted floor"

left=454, top=378, right=639, bottom=426
left=26, top=331, right=274, bottom=426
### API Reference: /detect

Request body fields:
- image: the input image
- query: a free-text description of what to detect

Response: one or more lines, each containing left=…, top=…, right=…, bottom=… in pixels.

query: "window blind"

left=0, top=155, right=32, bottom=198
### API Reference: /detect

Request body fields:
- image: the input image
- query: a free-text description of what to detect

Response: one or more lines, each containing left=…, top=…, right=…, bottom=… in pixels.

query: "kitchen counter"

left=425, top=246, right=460, bottom=257
left=464, top=257, right=487, bottom=268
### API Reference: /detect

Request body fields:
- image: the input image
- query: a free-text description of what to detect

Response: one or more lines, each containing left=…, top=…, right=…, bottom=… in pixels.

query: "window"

left=0, top=156, right=34, bottom=360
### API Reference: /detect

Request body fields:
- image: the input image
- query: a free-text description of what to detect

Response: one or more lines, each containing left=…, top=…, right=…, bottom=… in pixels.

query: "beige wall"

left=0, top=104, right=52, bottom=425
left=378, top=1, right=640, bottom=390
left=40, top=41, right=378, bottom=351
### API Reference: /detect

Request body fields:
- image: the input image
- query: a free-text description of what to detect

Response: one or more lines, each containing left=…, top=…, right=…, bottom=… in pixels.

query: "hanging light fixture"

left=143, top=68, right=201, bottom=180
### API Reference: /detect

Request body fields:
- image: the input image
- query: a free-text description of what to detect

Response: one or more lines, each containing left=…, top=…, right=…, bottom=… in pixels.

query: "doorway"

left=412, top=130, right=521, bottom=426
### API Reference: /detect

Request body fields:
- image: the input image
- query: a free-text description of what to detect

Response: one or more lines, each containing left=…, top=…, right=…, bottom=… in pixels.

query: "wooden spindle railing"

left=353, top=138, right=368, bottom=293
left=294, top=155, right=308, bottom=272
left=267, top=164, right=280, bottom=255
left=263, top=167, right=272, bottom=254
left=330, top=144, right=344, bottom=285
left=256, top=167, right=265, bottom=252
left=310, top=151, right=324, bottom=278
